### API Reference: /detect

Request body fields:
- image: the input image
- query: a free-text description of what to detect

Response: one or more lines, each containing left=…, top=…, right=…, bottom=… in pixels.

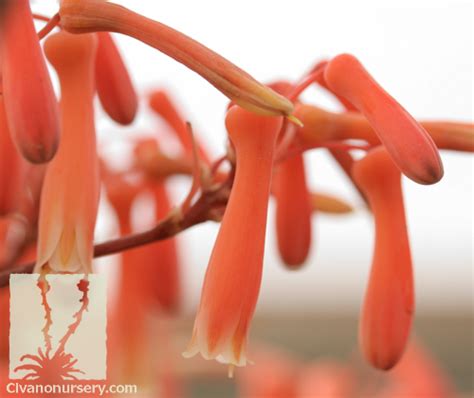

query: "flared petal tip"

left=182, top=339, right=249, bottom=369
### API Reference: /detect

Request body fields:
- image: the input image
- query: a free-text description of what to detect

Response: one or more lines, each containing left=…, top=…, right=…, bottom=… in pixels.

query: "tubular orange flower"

left=1, top=0, right=60, bottom=163
left=133, top=139, right=182, bottom=312
left=378, top=340, right=455, bottom=398
left=309, top=59, right=357, bottom=111
left=274, top=154, right=312, bottom=267
left=95, top=32, right=138, bottom=125
left=297, top=361, right=355, bottom=398
left=105, top=173, right=149, bottom=384
left=143, top=182, right=181, bottom=313
left=324, top=54, right=443, bottom=184
left=35, top=32, right=99, bottom=274
left=183, top=106, right=282, bottom=371
left=58, top=0, right=294, bottom=117
left=352, top=147, right=414, bottom=370
left=0, top=95, right=25, bottom=216
left=267, top=80, right=312, bottom=268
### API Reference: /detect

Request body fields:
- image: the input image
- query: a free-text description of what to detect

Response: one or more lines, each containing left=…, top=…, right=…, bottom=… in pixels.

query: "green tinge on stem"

left=59, top=0, right=294, bottom=117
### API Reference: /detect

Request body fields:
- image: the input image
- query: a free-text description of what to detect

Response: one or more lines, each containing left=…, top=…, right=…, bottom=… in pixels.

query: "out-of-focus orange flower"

left=95, top=32, right=138, bottom=125
left=0, top=95, right=25, bottom=216
left=296, top=360, right=355, bottom=398
left=310, top=192, right=353, bottom=214
left=149, top=90, right=212, bottom=164
left=352, top=147, right=414, bottom=370
left=184, top=106, right=282, bottom=372
left=266, top=80, right=312, bottom=268
left=141, top=182, right=181, bottom=313
left=376, top=340, right=455, bottom=398
left=1, top=0, right=59, bottom=163
left=274, top=154, right=312, bottom=267
left=237, top=348, right=300, bottom=398
left=58, top=0, right=294, bottom=117
left=325, top=54, right=443, bottom=185
left=35, top=32, right=99, bottom=274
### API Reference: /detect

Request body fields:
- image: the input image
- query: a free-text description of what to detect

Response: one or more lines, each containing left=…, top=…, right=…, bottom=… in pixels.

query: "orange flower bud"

left=35, top=31, right=99, bottom=274
left=1, top=0, right=59, bottom=163
left=59, top=0, right=294, bottom=117
left=95, top=32, right=138, bottom=125
left=352, top=147, right=414, bottom=370
left=325, top=54, right=443, bottom=184
left=274, top=154, right=312, bottom=267
left=184, top=106, right=282, bottom=371
left=0, top=96, right=26, bottom=216
left=297, top=361, right=355, bottom=398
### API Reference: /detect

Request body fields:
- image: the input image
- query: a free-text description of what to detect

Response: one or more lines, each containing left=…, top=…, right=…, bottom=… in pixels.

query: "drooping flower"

left=0, top=95, right=25, bottom=216
left=324, top=53, right=443, bottom=185
left=126, top=181, right=181, bottom=314
left=34, top=31, right=99, bottom=274
left=352, top=146, right=414, bottom=370
left=95, top=32, right=138, bottom=125
left=58, top=0, right=294, bottom=117
left=183, top=106, right=282, bottom=372
left=1, top=0, right=59, bottom=163
left=267, top=82, right=312, bottom=268
left=274, top=153, right=312, bottom=267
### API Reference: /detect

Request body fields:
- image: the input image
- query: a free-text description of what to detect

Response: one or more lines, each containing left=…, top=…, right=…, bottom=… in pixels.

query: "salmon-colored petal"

left=352, top=147, right=414, bottom=370
left=95, top=32, right=138, bottom=125
left=1, top=0, right=59, bottom=163
left=274, top=154, right=312, bottom=267
left=59, top=0, right=294, bottom=117
left=35, top=31, right=99, bottom=274
left=325, top=54, right=443, bottom=184
left=184, top=106, right=282, bottom=368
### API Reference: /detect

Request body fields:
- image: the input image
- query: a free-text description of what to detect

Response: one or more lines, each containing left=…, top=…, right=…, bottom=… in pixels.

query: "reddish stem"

left=37, top=13, right=60, bottom=40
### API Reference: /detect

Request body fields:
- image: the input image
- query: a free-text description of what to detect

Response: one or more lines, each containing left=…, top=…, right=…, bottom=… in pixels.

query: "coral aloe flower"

left=183, top=106, right=282, bottom=372
left=35, top=32, right=99, bottom=274
left=0, top=95, right=25, bottom=216
left=58, top=0, right=293, bottom=117
left=95, top=32, right=138, bottom=125
left=324, top=54, right=443, bottom=185
left=352, top=147, right=414, bottom=370
left=1, top=0, right=59, bottom=163
left=274, top=154, right=312, bottom=267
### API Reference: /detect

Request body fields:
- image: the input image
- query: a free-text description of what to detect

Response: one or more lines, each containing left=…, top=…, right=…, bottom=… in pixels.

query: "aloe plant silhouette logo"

left=9, top=274, right=107, bottom=381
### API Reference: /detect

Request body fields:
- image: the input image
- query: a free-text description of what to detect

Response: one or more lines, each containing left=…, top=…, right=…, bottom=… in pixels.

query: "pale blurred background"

left=33, top=0, right=473, bottom=394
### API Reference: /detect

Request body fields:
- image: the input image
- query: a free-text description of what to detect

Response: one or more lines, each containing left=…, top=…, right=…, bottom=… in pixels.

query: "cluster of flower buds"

left=0, top=0, right=472, bottom=384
